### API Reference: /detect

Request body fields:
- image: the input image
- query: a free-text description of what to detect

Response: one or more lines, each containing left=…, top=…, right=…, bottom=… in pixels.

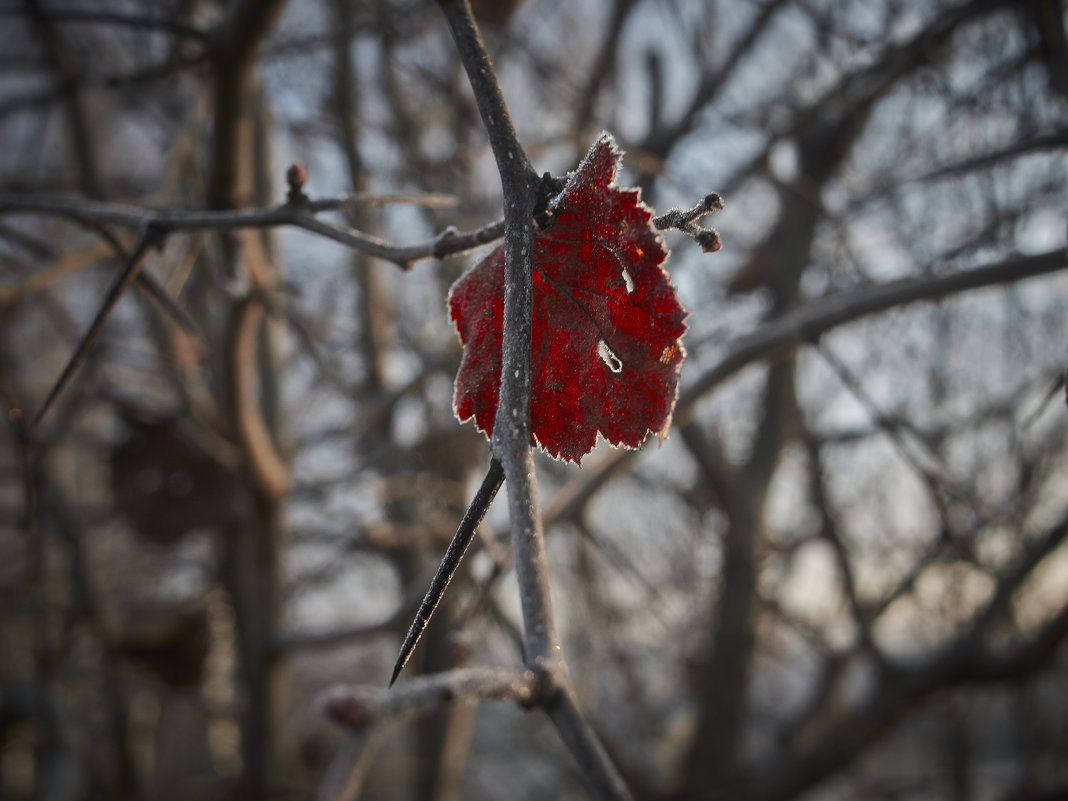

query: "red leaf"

left=449, top=133, right=688, bottom=463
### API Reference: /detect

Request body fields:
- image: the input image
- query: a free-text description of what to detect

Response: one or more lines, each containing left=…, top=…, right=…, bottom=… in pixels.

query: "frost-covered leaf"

left=449, top=133, right=688, bottom=463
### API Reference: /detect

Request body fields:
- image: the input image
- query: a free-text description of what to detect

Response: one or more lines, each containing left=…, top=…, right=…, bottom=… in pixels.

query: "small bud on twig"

left=653, top=192, right=724, bottom=254
left=697, top=228, right=722, bottom=254
left=318, top=685, right=369, bottom=728
left=286, top=162, right=308, bottom=204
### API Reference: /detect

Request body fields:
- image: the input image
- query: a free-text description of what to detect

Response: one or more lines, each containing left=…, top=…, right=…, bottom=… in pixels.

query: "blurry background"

left=1, top=1, right=1067, bottom=800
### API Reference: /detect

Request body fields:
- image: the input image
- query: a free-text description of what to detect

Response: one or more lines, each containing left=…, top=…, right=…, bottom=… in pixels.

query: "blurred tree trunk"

left=207, top=5, right=292, bottom=796
left=676, top=48, right=881, bottom=795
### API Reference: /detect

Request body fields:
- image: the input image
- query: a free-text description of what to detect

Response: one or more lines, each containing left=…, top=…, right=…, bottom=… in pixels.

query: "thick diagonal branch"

left=436, top=2, right=632, bottom=799
left=437, top=0, right=552, bottom=675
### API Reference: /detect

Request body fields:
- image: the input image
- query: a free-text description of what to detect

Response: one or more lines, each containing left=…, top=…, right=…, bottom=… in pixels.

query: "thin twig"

left=306, top=192, right=459, bottom=211
left=129, top=266, right=199, bottom=334
left=323, top=667, right=538, bottom=728
left=0, top=193, right=506, bottom=269
left=800, top=429, right=884, bottom=664
left=653, top=191, right=723, bottom=253
left=0, top=6, right=209, bottom=40
left=0, top=240, right=181, bottom=328
left=314, top=728, right=389, bottom=801
left=812, top=341, right=960, bottom=538
left=675, top=248, right=1068, bottom=422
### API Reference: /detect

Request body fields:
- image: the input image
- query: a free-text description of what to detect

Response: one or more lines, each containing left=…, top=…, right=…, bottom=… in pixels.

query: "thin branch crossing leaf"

left=449, top=133, right=688, bottom=462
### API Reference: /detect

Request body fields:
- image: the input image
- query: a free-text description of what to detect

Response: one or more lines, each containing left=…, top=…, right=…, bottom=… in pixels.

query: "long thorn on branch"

left=437, top=0, right=551, bottom=660
left=83, top=221, right=199, bottom=335
left=435, top=2, right=635, bottom=799
left=391, top=458, right=505, bottom=686
left=32, top=229, right=160, bottom=427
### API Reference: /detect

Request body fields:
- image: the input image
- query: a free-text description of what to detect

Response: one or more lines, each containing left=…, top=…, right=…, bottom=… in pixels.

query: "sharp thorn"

left=390, top=457, right=504, bottom=685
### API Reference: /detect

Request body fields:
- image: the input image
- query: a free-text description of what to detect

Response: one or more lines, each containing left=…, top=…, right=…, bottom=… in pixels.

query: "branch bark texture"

left=434, top=2, right=631, bottom=798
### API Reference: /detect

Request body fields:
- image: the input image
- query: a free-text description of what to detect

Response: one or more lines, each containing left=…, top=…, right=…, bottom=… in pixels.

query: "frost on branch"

left=449, top=133, right=688, bottom=463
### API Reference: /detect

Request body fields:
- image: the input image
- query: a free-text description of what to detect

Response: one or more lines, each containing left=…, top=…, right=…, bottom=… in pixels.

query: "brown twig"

left=313, top=727, right=389, bottom=801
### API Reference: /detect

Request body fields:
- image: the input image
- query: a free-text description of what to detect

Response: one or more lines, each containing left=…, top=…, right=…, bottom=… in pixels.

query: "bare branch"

left=0, top=193, right=505, bottom=269
left=321, top=667, right=538, bottom=728
left=0, top=237, right=196, bottom=334
left=436, top=2, right=633, bottom=798
left=0, top=6, right=209, bottom=40
left=437, top=0, right=549, bottom=658
left=547, top=249, right=1068, bottom=528
left=314, top=727, right=389, bottom=801
left=546, top=684, right=636, bottom=801
left=676, top=249, right=1068, bottom=422
left=737, top=510, right=1068, bottom=801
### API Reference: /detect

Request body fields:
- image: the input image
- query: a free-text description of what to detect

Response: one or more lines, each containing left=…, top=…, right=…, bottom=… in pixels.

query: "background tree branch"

left=1, top=1, right=1065, bottom=800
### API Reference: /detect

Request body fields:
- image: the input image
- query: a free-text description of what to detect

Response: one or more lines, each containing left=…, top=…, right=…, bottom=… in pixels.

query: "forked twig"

left=653, top=192, right=723, bottom=253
